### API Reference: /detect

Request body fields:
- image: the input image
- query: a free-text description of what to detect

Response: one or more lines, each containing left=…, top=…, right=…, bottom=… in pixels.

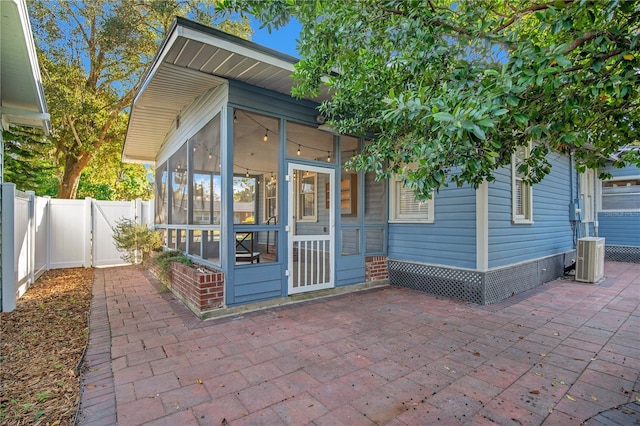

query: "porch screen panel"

left=170, top=144, right=188, bottom=224
left=233, top=110, right=280, bottom=225
left=155, top=162, right=168, bottom=224
left=190, top=113, right=221, bottom=225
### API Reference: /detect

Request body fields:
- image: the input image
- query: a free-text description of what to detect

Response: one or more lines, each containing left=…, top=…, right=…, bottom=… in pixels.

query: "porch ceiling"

left=123, top=18, right=329, bottom=164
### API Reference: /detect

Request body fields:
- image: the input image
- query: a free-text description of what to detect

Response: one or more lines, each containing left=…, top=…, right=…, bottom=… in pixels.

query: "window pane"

left=203, top=230, right=221, bottom=264
left=515, top=178, right=524, bottom=216
left=299, top=172, right=317, bottom=220
left=188, top=230, right=201, bottom=257
left=602, top=179, right=640, bottom=210
left=286, top=121, right=335, bottom=163
left=235, top=231, right=278, bottom=264
left=365, top=171, right=386, bottom=224
left=233, top=176, right=256, bottom=224
left=341, top=136, right=360, bottom=222
left=155, top=162, right=168, bottom=224
left=233, top=110, right=279, bottom=224
left=190, top=114, right=221, bottom=225
left=170, top=144, right=188, bottom=224
left=341, top=229, right=360, bottom=255
left=399, top=183, right=429, bottom=215
left=366, top=228, right=384, bottom=254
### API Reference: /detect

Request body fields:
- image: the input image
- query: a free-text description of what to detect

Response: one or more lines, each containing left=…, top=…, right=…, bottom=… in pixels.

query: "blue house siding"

left=602, top=162, right=640, bottom=179
left=598, top=213, right=640, bottom=246
left=599, top=162, right=640, bottom=262
left=232, top=264, right=284, bottom=304
left=388, top=185, right=476, bottom=269
left=488, top=153, right=574, bottom=269
left=228, top=80, right=319, bottom=125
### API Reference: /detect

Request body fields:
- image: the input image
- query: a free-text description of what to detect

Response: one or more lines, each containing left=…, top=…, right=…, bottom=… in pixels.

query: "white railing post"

left=135, top=198, right=142, bottom=225
left=2, top=183, right=16, bottom=312
left=44, top=196, right=51, bottom=271
left=84, top=198, right=92, bottom=268
left=27, top=191, right=35, bottom=286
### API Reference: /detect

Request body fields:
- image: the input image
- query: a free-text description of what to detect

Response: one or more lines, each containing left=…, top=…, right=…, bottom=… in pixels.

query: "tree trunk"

left=57, top=153, right=92, bottom=199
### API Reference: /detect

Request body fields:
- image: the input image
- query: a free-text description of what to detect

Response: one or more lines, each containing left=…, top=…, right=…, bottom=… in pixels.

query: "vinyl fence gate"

left=1, top=183, right=153, bottom=311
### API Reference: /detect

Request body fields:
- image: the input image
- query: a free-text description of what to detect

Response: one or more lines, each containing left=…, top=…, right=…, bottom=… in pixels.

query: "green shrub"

left=112, top=218, right=162, bottom=264
left=156, top=249, right=193, bottom=272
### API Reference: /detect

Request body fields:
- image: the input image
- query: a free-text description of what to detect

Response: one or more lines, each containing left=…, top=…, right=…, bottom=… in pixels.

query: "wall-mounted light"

left=297, top=145, right=301, bottom=156
left=246, top=169, right=250, bottom=178
left=263, top=130, right=269, bottom=142
left=327, top=151, right=331, bottom=162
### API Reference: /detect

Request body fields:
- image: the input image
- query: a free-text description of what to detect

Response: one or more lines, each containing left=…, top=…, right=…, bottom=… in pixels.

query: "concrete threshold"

left=200, top=279, right=389, bottom=321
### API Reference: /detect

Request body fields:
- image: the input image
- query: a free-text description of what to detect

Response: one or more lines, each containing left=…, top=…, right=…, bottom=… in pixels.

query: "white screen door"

left=288, top=163, right=335, bottom=294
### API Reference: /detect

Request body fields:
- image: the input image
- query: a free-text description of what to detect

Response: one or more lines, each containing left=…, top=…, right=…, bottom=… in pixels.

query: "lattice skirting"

left=389, top=252, right=574, bottom=305
left=605, top=245, right=640, bottom=263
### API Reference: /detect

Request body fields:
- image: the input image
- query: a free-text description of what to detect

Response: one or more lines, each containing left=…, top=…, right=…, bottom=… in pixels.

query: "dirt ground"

left=1, top=268, right=94, bottom=425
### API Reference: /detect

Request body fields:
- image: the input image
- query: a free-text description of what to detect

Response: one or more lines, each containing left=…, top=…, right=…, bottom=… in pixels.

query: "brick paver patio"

left=79, top=261, right=639, bottom=425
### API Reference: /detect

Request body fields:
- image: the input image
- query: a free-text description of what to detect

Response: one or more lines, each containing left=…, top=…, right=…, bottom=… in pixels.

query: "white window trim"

left=600, top=174, right=640, bottom=212
left=264, top=178, right=278, bottom=223
left=580, top=169, right=596, bottom=222
left=511, top=145, right=533, bottom=224
left=297, top=171, right=318, bottom=222
left=389, top=174, right=435, bottom=224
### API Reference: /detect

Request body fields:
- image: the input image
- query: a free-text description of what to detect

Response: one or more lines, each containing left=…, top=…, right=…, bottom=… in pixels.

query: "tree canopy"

left=223, top=0, right=639, bottom=198
left=26, top=0, right=251, bottom=199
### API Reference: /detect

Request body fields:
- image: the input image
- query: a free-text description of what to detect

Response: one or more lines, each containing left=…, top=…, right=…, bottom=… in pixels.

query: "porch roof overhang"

left=123, top=17, right=329, bottom=164
left=0, top=0, right=50, bottom=134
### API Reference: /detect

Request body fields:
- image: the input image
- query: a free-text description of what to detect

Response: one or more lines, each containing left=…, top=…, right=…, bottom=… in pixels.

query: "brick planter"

left=146, top=256, right=224, bottom=317
left=365, top=255, right=388, bottom=282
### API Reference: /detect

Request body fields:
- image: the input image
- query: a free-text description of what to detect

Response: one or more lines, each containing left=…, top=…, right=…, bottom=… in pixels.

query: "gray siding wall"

left=488, top=153, right=574, bottom=268
left=388, top=185, right=476, bottom=269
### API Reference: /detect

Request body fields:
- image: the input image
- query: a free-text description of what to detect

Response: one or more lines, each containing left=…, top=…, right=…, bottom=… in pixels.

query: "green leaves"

left=30, top=0, right=248, bottom=199
left=433, top=112, right=454, bottom=122
left=228, top=0, right=639, bottom=198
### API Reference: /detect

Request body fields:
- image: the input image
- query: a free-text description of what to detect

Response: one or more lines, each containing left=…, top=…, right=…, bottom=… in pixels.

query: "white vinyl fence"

left=1, top=183, right=153, bottom=311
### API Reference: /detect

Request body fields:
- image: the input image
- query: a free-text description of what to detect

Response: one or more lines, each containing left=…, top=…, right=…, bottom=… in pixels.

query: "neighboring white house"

left=1, top=0, right=50, bottom=311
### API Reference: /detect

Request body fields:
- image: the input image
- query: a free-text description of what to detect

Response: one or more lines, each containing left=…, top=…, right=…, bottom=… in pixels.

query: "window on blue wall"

left=389, top=164, right=434, bottom=223
left=580, top=169, right=596, bottom=221
left=602, top=177, right=640, bottom=211
left=512, top=145, right=533, bottom=224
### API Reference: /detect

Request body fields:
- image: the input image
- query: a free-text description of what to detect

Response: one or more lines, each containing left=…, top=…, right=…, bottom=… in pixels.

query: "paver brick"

left=80, top=263, right=640, bottom=426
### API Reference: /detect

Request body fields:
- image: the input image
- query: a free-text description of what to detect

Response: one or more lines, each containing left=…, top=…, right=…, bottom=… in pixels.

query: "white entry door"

left=287, top=163, right=335, bottom=294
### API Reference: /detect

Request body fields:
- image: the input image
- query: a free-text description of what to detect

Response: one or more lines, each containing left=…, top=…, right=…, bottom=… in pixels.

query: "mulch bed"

left=1, top=268, right=93, bottom=425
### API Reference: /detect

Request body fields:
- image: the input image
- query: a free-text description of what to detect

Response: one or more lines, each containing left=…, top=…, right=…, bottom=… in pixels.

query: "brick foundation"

left=146, top=257, right=224, bottom=317
left=365, top=255, right=388, bottom=282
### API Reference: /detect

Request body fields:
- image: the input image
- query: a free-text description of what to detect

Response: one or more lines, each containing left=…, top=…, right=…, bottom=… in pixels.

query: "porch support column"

left=476, top=180, right=489, bottom=272
left=221, top=106, right=234, bottom=306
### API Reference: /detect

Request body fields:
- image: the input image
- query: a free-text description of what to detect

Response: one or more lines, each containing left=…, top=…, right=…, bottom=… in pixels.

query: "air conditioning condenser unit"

left=576, top=237, right=605, bottom=283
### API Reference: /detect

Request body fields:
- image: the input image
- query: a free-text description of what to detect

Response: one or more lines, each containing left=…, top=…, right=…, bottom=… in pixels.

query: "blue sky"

left=249, top=18, right=301, bottom=58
